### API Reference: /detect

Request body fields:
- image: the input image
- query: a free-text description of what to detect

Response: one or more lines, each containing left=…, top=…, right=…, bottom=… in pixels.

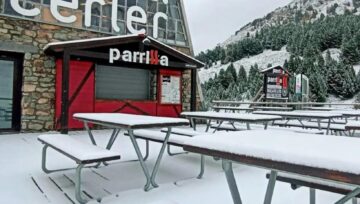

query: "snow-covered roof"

left=260, top=65, right=289, bottom=74
left=184, top=129, right=360, bottom=174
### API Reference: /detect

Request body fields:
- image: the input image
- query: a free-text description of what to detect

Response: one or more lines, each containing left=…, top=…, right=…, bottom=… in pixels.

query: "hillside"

left=223, top=0, right=359, bottom=46
left=198, top=0, right=360, bottom=106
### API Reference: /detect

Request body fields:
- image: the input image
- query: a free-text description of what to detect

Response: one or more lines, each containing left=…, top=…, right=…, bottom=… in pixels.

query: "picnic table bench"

left=181, top=112, right=282, bottom=133
left=38, top=134, right=121, bottom=204
left=183, top=130, right=360, bottom=204
left=345, top=121, right=360, bottom=136
left=274, top=120, right=348, bottom=135
left=73, top=113, right=189, bottom=192
left=254, top=111, right=344, bottom=135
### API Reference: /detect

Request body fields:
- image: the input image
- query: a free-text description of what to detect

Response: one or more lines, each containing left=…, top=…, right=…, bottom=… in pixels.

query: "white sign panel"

left=161, top=75, right=180, bottom=104
left=296, top=74, right=302, bottom=94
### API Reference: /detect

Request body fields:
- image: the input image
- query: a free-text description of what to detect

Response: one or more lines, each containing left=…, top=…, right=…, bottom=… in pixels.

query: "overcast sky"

left=183, top=0, right=292, bottom=54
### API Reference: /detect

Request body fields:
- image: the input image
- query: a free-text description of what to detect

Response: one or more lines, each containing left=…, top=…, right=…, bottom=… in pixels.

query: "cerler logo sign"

left=9, top=0, right=168, bottom=38
left=109, top=49, right=169, bottom=67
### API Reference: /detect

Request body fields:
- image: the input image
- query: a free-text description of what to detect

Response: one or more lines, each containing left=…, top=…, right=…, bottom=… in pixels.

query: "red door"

left=55, top=60, right=95, bottom=129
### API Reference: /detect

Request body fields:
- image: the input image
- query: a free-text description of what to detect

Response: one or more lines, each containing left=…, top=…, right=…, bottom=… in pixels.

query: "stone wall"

left=0, top=16, right=196, bottom=132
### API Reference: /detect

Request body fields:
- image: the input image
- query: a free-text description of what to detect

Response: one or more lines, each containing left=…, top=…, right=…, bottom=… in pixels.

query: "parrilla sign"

left=109, top=49, right=169, bottom=66
left=9, top=0, right=169, bottom=38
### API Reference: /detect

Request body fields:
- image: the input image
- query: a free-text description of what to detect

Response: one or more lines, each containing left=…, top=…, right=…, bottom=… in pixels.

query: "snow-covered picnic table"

left=211, top=106, right=254, bottom=113
left=303, top=107, right=338, bottom=111
left=73, top=113, right=189, bottom=191
left=331, top=110, right=360, bottom=121
left=253, top=111, right=344, bottom=135
left=252, top=106, right=293, bottom=111
left=181, top=112, right=282, bottom=132
left=183, top=130, right=360, bottom=204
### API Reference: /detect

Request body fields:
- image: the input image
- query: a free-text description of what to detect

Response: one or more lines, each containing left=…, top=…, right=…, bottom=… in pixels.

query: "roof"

left=260, top=65, right=290, bottom=74
left=43, top=34, right=204, bottom=69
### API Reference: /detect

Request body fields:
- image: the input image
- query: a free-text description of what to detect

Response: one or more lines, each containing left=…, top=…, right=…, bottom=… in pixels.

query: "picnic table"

left=211, top=106, right=254, bottom=113
left=254, top=111, right=343, bottom=135
left=303, top=107, right=338, bottom=111
left=183, top=130, right=360, bottom=204
left=345, top=121, right=360, bottom=136
left=73, top=113, right=189, bottom=191
left=332, top=110, right=360, bottom=121
left=181, top=112, right=282, bottom=132
left=252, top=106, right=293, bottom=111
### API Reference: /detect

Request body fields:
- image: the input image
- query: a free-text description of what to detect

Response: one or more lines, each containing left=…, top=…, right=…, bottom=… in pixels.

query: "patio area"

left=0, top=126, right=348, bottom=204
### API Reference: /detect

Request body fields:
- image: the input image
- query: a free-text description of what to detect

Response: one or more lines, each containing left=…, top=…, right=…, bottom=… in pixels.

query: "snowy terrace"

left=1, top=125, right=357, bottom=204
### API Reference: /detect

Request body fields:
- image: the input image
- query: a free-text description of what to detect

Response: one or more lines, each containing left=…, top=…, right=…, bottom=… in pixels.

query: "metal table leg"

left=335, top=188, right=360, bottom=204
left=222, top=160, right=242, bottom=204
left=150, top=127, right=172, bottom=188
left=326, top=119, right=331, bottom=135
left=310, top=188, right=316, bottom=204
left=197, top=155, right=205, bottom=179
left=246, top=122, right=251, bottom=130
left=84, top=122, right=97, bottom=145
left=264, top=170, right=278, bottom=204
left=128, top=129, right=152, bottom=191
left=205, top=119, right=212, bottom=132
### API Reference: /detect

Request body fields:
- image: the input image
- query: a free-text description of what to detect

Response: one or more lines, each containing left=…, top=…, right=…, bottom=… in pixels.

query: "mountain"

left=198, top=0, right=360, bottom=105
left=223, top=0, right=358, bottom=47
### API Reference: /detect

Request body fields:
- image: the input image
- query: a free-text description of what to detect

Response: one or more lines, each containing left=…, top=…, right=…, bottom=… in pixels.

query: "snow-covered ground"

left=0, top=127, right=356, bottom=204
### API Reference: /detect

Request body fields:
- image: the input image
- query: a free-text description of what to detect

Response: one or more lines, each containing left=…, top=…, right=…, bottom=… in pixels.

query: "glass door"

left=0, top=54, right=22, bottom=131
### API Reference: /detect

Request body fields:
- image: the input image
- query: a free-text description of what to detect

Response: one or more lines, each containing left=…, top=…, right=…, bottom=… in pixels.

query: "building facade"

left=0, top=0, right=200, bottom=132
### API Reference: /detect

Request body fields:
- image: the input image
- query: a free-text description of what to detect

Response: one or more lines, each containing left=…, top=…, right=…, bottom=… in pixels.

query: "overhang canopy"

left=44, top=34, right=204, bottom=69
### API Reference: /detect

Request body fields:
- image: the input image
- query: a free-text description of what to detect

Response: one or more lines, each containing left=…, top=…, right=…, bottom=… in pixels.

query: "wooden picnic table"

left=211, top=106, right=254, bottom=113
left=252, top=106, right=293, bottom=111
left=73, top=113, right=189, bottom=191
left=183, top=130, right=360, bottom=204
left=254, top=111, right=344, bottom=135
left=181, top=112, right=282, bottom=132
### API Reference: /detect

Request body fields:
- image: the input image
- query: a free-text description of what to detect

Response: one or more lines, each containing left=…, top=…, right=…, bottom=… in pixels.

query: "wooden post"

left=191, top=68, right=197, bottom=111
left=61, top=50, right=70, bottom=134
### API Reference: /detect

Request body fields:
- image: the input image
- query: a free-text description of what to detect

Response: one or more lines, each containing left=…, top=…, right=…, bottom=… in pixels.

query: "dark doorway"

left=0, top=52, right=23, bottom=132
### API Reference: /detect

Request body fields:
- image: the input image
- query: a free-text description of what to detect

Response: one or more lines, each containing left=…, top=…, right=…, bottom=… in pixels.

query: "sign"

left=161, top=75, right=180, bottom=104
left=295, top=74, right=302, bottom=94
left=8, top=0, right=168, bottom=38
left=109, top=49, right=169, bottom=66
left=266, top=75, right=289, bottom=99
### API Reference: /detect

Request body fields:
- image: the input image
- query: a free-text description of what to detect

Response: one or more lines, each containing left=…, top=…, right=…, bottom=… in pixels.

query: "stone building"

left=0, top=0, right=202, bottom=132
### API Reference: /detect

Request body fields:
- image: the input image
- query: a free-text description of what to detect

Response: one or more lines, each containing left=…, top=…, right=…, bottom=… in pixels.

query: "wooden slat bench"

left=38, top=134, right=121, bottom=204
left=127, top=129, right=207, bottom=179
left=266, top=173, right=359, bottom=204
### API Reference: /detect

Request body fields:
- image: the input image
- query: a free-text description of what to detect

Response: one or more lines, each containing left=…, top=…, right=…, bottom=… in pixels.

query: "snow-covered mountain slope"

left=199, top=47, right=358, bottom=83
left=222, top=0, right=358, bottom=47
left=199, top=47, right=290, bottom=82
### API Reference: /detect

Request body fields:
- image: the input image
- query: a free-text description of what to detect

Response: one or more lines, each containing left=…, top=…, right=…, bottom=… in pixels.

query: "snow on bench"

left=274, top=120, right=346, bottom=132
left=160, top=128, right=205, bottom=137
left=38, top=134, right=121, bottom=204
left=38, top=134, right=121, bottom=164
left=209, top=122, right=324, bottom=134
left=346, top=121, right=360, bottom=131
left=183, top=130, right=360, bottom=204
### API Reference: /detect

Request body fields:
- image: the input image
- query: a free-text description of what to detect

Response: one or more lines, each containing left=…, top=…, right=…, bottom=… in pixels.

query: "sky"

left=183, top=0, right=292, bottom=54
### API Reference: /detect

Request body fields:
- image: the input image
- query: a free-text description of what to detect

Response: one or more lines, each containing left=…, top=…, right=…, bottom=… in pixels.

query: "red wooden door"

left=55, top=60, right=95, bottom=129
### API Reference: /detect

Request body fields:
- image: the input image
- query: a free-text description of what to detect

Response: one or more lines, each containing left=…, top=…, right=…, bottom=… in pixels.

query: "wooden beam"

left=191, top=69, right=197, bottom=111
left=60, top=50, right=70, bottom=134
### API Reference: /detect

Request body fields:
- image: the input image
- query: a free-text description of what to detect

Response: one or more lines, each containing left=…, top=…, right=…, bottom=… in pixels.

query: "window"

left=95, top=65, right=151, bottom=100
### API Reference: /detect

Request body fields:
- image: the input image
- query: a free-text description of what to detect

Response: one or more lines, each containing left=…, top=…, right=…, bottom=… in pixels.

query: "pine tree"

left=238, top=65, right=248, bottom=93
left=226, top=63, right=237, bottom=83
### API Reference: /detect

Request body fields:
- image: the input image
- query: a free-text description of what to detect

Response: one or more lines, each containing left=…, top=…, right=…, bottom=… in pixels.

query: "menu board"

left=161, top=75, right=181, bottom=104
left=266, top=75, right=288, bottom=99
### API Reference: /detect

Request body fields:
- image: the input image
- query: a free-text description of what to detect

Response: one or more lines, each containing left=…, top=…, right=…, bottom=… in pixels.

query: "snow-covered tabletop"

left=74, top=113, right=189, bottom=129
left=184, top=130, right=360, bottom=175
left=181, top=112, right=282, bottom=122
left=331, top=110, right=360, bottom=117
left=253, top=106, right=293, bottom=111
left=254, top=111, right=343, bottom=119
